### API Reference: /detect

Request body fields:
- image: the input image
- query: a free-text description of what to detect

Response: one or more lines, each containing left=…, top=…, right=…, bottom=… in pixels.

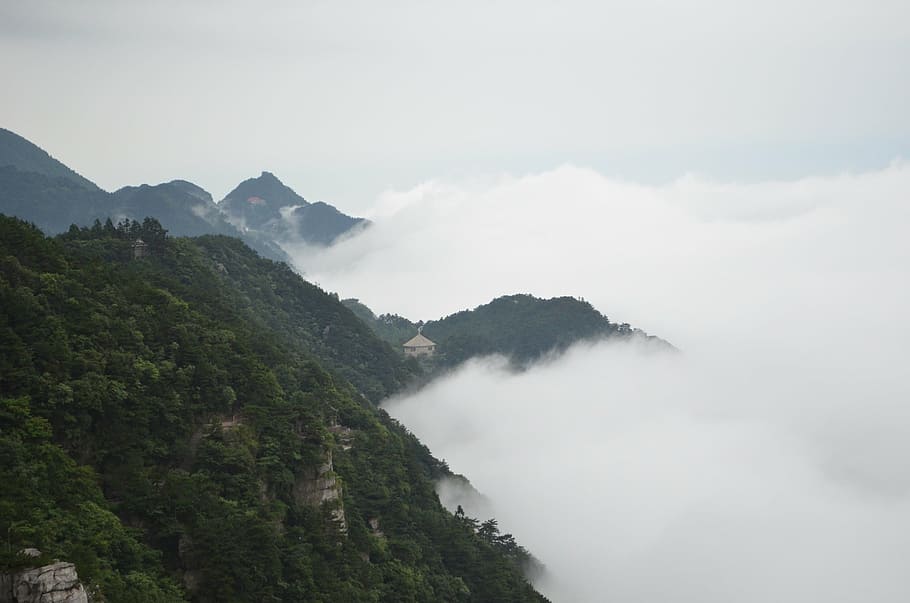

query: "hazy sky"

left=2, top=0, right=909, bottom=212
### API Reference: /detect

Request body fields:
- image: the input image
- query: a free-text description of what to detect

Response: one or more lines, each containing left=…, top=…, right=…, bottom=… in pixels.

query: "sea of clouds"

left=290, top=163, right=910, bottom=602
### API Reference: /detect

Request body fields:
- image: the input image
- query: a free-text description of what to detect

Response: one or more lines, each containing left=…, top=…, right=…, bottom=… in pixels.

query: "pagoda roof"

left=403, top=333, right=436, bottom=348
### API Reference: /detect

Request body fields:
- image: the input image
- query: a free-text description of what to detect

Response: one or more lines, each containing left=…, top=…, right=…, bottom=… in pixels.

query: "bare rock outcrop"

left=1, top=560, right=87, bottom=603
left=293, top=450, right=347, bottom=530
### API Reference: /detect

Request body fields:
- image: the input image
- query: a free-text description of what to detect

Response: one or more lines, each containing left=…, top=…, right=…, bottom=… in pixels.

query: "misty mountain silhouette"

left=220, top=171, right=367, bottom=245
left=0, top=128, right=364, bottom=259
left=0, top=127, right=99, bottom=190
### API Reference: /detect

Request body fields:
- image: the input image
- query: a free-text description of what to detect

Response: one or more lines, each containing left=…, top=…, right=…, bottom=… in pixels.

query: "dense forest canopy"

left=0, top=215, right=547, bottom=602
left=344, top=294, right=668, bottom=370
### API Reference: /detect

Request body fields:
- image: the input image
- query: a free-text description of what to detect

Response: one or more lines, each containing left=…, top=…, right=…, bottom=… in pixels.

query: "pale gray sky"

left=2, top=0, right=909, bottom=213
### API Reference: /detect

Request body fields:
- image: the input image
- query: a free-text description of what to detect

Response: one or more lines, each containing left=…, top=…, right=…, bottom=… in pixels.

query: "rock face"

left=0, top=562, right=88, bottom=603
left=293, top=450, right=347, bottom=530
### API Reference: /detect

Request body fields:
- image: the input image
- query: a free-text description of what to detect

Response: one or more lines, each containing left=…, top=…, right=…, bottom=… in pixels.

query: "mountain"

left=110, top=180, right=291, bottom=262
left=168, top=179, right=214, bottom=203
left=0, top=165, right=111, bottom=234
left=184, top=234, right=419, bottom=402
left=0, top=128, right=289, bottom=260
left=0, top=163, right=289, bottom=262
left=0, top=214, right=548, bottom=602
left=0, top=129, right=364, bottom=259
left=220, top=171, right=367, bottom=246
left=219, top=170, right=304, bottom=230
left=0, top=127, right=99, bottom=191
left=112, top=181, right=233, bottom=237
left=288, top=201, right=365, bottom=246
left=345, top=293, right=671, bottom=368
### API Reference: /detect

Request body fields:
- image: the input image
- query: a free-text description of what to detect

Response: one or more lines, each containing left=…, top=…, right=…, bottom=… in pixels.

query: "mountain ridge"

left=344, top=293, right=673, bottom=370
left=219, top=170, right=368, bottom=246
left=0, top=127, right=99, bottom=191
left=0, top=128, right=365, bottom=256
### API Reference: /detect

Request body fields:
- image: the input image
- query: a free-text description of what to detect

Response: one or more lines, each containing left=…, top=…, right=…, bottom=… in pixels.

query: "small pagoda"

left=131, top=238, right=149, bottom=259
left=402, top=329, right=436, bottom=357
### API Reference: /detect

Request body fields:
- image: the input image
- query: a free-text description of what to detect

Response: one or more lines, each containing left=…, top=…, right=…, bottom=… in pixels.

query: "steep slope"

left=288, top=201, right=365, bottom=246
left=344, top=298, right=425, bottom=347
left=0, top=215, right=547, bottom=602
left=0, top=166, right=112, bottom=234
left=220, top=171, right=367, bottom=246
left=345, top=294, right=670, bottom=368
left=173, top=234, right=420, bottom=402
left=0, top=127, right=99, bottom=190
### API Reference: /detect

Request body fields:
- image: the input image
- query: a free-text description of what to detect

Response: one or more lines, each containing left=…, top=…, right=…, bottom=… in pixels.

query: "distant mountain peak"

left=167, top=179, right=214, bottom=204
left=0, top=128, right=367, bottom=255
left=219, top=171, right=366, bottom=246
left=114, top=180, right=215, bottom=208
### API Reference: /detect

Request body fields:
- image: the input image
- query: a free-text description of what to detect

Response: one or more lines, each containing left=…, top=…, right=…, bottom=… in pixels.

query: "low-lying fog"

left=291, top=163, right=910, bottom=601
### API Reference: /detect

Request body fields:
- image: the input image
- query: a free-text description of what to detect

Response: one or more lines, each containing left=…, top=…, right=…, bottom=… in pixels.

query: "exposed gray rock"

left=368, top=517, right=385, bottom=539
left=328, top=423, right=355, bottom=451
left=293, top=450, right=347, bottom=530
left=1, top=561, right=87, bottom=603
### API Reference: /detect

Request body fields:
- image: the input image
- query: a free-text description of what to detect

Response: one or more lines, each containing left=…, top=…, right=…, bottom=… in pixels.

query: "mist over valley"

left=2, top=1, right=909, bottom=600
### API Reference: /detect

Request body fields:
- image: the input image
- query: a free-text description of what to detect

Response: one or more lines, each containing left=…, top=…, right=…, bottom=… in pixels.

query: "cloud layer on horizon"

left=293, top=162, right=909, bottom=352
left=292, top=163, right=910, bottom=601
left=3, top=0, right=908, bottom=207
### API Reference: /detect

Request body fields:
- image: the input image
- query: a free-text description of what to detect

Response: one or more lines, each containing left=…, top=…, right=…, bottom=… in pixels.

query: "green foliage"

left=346, top=293, right=667, bottom=372
left=0, top=215, right=547, bottom=602
left=423, top=294, right=624, bottom=367
left=0, top=395, right=183, bottom=600
left=343, top=299, right=420, bottom=347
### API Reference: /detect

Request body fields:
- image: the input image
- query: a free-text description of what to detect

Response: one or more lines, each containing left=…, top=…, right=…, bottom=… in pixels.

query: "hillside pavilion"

left=403, top=332, right=436, bottom=357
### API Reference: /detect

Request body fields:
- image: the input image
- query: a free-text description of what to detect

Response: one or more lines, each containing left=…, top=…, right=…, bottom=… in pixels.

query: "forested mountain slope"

left=169, top=233, right=418, bottom=402
left=0, top=215, right=547, bottom=602
left=345, top=294, right=670, bottom=369
left=0, top=127, right=98, bottom=190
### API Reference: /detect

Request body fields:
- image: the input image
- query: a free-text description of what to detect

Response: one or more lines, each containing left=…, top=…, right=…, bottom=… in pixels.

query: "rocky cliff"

left=1, top=555, right=88, bottom=603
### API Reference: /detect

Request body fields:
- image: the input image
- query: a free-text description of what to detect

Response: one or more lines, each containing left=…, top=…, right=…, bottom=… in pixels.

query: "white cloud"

left=296, top=162, right=910, bottom=348
left=385, top=341, right=910, bottom=602
left=298, top=162, right=910, bottom=601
